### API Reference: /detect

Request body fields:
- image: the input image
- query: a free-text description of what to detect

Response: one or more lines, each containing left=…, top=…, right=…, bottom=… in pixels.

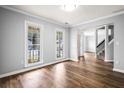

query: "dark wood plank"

left=0, top=53, right=124, bottom=88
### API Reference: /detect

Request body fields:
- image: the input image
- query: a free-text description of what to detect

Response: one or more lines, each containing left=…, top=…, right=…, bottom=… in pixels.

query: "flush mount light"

left=61, top=5, right=79, bottom=12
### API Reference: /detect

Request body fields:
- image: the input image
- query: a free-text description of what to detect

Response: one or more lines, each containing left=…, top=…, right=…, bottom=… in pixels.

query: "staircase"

left=96, top=39, right=105, bottom=60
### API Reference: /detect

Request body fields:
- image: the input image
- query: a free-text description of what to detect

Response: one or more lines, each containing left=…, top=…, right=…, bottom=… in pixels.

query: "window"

left=108, top=24, right=114, bottom=42
left=25, top=21, right=43, bottom=67
left=55, top=29, right=65, bottom=59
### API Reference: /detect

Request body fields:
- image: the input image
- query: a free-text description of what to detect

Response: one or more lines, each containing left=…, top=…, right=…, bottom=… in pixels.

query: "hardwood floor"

left=0, top=53, right=124, bottom=88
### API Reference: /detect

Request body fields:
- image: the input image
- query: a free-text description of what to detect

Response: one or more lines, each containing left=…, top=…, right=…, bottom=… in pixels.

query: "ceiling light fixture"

left=61, top=5, right=79, bottom=12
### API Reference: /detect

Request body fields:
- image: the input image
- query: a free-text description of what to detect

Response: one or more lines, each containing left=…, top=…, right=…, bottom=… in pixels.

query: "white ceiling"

left=9, top=5, right=124, bottom=26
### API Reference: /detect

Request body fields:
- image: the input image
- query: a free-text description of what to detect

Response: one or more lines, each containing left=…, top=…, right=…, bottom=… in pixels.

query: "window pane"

left=27, top=25, right=40, bottom=64
left=56, top=31, right=64, bottom=59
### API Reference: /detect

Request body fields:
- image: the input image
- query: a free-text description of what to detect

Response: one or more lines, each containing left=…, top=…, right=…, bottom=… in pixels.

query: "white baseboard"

left=0, top=58, right=70, bottom=78
left=113, top=68, right=124, bottom=73
left=104, top=60, right=114, bottom=62
left=70, top=58, right=78, bottom=62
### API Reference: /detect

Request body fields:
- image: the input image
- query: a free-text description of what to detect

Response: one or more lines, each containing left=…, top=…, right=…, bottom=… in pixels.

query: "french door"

left=55, top=29, right=65, bottom=60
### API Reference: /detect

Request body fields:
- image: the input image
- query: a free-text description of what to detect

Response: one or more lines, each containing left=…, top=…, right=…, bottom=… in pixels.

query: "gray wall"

left=105, top=27, right=114, bottom=61
left=71, top=13, right=124, bottom=71
left=0, top=7, right=70, bottom=75
left=79, top=32, right=84, bottom=56
left=107, top=42, right=114, bottom=61
left=70, top=28, right=79, bottom=61
left=84, top=36, right=95, bottom=52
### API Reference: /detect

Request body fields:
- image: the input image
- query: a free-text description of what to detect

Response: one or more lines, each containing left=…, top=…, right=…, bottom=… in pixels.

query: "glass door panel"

left=56, top=31, right=64, bottom=59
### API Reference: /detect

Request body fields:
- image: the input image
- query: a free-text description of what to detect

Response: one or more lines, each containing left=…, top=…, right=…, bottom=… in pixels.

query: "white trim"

left=113, top=68, right=124, bottom=73
left=72, top=10, right=124, bottom=27
left=105, top=25, right=108, bottom=61
left=2, top=6, right=124, bottom=28
left=25, top=20, right=44, bottom=67
left=70, top=58, right=79, bottom=62
left=108, top=39, right=114, bottom=45
left=1, top=5, right=66, bottom=28
left=0, top=58, right=70, bottom=78
left=24, top=21, right=27, bottom=67
left=55, top=28, right=65, bottom=60
left=104, top=60, right=114, bottom=62
left=2, top=5, right=124, bottom=28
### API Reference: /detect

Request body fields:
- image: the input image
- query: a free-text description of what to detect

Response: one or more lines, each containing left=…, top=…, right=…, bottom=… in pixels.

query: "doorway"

left=79, top=24, right=114, bottom=63
left=78, top=28, right=96, bottom=61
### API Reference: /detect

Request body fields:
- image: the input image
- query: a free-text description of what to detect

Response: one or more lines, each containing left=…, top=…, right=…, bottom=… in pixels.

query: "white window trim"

left=24, top=20, right=44, bottom=67
left=55, top=28, right=65, bottom=60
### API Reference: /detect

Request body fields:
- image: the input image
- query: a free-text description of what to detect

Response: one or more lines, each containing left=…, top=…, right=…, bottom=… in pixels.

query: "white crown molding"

left=1, top=5, right=124, bottom=29
left=0, top=5, right=68, bottom=28
left=72, top=10, right=124, bottom=27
